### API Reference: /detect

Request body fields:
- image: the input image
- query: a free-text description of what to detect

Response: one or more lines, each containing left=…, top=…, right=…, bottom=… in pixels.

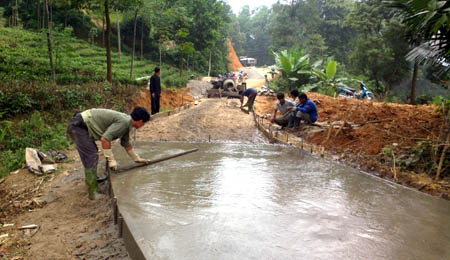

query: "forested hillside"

left=230, top=0, right=450, bottom=103
left=1, top=0, right=232, bottom=84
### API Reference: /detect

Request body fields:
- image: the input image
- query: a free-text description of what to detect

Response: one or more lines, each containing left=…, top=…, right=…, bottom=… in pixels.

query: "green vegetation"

left=0, top=26, right=190, bottom=87
left=0, top=112, right=70, bottom=177
left=230, top=0, right=450, bottom=103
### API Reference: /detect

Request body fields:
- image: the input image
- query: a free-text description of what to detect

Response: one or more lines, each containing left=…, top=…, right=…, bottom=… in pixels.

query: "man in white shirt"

left=270, top=93, right=295, bottom=127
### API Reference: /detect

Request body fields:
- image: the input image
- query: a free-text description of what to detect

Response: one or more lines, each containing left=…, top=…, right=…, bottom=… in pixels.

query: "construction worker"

left=289, top=93, right=318, bottom=128
left=67, top=107, right=151, bottom=200
left=149, top=66, right=161, bottom=115
left=271, top=92, right=295, bottom=128
left=239, top=88, right=257, bottom=112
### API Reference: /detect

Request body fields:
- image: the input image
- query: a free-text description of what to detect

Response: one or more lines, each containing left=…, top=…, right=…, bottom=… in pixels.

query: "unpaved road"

left=138, top=98, right=266, bottom=143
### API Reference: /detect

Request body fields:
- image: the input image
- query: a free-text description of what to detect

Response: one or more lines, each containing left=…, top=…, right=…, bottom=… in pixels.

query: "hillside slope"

left=0, top=26, right=189, bottom=87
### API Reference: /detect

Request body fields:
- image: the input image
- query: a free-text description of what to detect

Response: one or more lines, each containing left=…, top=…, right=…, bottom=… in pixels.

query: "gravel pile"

left=187, top=80, right=213, bottom=98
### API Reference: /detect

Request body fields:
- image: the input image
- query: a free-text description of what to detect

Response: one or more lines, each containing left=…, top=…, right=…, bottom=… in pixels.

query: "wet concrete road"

left=112, top=142, right=450, bottom=260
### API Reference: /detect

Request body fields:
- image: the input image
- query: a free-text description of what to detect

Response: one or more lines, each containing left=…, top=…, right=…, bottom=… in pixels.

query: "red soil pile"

left=255, top=93, right=444, bottom=156
left=227, top=39, right=243, bottom=72
left=132, top=88, right=195, bottom=112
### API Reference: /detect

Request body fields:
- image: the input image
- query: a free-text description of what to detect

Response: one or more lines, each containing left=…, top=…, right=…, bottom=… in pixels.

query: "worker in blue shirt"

left=289, top=93, right=318, bottom=128
left=239, top=88, right=257, bottom=112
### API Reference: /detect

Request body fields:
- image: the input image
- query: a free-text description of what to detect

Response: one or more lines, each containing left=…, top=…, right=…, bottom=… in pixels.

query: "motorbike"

left=338, top=82, right=374, bottom=100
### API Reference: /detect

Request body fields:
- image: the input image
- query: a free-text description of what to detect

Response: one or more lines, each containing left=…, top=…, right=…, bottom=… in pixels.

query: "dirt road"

left=138, top=98, right=265, bottom=143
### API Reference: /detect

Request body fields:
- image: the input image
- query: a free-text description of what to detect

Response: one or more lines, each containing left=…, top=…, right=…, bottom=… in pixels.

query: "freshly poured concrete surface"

left=112, top=142, right=450, bottom=260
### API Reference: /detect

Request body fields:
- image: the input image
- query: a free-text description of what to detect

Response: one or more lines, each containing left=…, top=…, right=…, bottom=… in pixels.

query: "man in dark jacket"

left=149, top=66, right=161, bottom=115
left=289, top=93, right=318, bottom=128
left=239, top=88, right=257, bottom=112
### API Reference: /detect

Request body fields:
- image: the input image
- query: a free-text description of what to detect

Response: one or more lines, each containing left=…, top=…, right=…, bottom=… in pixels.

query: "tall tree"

left=116, top=11, right=121, bottom=59
left=44, top=0, right=56, bottom=83
left=129, top=7, right=139, bottom=80
left=105, top=0, right=112, bottom=83
left=345, top=0, right=410, bottom=97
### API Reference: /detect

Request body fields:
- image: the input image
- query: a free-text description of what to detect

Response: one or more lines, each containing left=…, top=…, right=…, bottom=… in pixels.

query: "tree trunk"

left=44, top=0, right=56, bottom=83
left=37, top=0, right=40, bottom=31
left=116, top=11, right=121, bottom=60
left=435, top=131, right=450, bottom=181
left=435, top=107, right=450, bottom=181
left=140, top=17, right=144, bottom=61
left=102, top=14, right=105, bottom=47
left=411, top=61, right=419, bottom=105
left=105, top=0, right=112, bottom=83
left=179, top=53, right=183, bottom=76
left=49, top=0, right=52, bottom=28
left=42, top=0, right=45, bottom=29
left=14, top=0, right=19, bottom=27
left=192, top=53, right=194, bottom=73
left=130, top=10, right=138, bottom=80
left=159, top=41, right=162, bottom=67
left=64, top=5, right=67, bottom=28
left=208, top=50, right=212, bottom=77
left=384, top=81, right=391, bottom=100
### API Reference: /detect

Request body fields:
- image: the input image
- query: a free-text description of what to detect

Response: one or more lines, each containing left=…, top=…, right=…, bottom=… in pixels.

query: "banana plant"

left=270, top=46, right=313, bottom=90
left=304, top=60, right=351, bottom=95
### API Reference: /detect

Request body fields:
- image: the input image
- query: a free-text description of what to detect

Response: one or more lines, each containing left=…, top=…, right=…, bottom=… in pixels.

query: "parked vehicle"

left=338, top=82, right=374, bottom=100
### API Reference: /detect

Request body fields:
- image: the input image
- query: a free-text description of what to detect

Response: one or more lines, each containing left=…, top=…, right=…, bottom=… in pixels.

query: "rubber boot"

left=85, top=168, right=105, bottom=200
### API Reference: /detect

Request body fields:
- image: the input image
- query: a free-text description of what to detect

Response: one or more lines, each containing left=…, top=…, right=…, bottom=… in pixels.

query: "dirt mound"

left=187, top=80, right=213, bottom=98
left=132, top=88, right=195, bottom=112
left=255, top=93, right=443, bottom=155
left=228, top=39, right=243, bottom=72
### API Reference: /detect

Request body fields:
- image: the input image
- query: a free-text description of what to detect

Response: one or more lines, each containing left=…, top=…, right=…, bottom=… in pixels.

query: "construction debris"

left=25, top=148, right=56, bottom=176
left=257, top=86, right=275, bottom=96
left=18, top=224, right=38, bottom=230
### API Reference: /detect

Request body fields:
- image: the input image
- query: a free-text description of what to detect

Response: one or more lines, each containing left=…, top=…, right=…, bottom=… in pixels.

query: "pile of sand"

left=187, top=80, right=213, bottom=99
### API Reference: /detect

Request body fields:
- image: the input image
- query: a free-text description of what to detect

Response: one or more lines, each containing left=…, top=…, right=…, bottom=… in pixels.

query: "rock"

left=89, top=242, right=97, bottom=249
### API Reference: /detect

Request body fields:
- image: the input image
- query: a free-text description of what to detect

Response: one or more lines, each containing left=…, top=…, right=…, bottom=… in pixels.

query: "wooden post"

left=118, top=214, right=123, bottom=238
left=113, top=197, right=118, bottom=224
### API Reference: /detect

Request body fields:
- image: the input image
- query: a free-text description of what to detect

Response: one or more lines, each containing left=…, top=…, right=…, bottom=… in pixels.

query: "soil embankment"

left=254, top=93, right=449, bottom=197
left=227, top=39, right=243, bottom=72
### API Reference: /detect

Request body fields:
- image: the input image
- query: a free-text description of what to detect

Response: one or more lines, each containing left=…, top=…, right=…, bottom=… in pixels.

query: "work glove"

left=103, top=149, right=118, bottom=170
left=127, top=149, right=151, bottom=164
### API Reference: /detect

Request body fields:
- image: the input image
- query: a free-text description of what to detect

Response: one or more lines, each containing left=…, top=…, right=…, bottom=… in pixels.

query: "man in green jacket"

left=67, top=107, right=151, bottom=200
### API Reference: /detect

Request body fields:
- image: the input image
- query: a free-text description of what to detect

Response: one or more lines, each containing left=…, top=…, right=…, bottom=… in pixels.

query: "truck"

left=239, top=56, right=257, bottom=67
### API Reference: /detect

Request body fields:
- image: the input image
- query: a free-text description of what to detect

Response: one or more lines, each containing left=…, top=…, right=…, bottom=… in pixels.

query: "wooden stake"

left=392, top=150, right=397, bottom=182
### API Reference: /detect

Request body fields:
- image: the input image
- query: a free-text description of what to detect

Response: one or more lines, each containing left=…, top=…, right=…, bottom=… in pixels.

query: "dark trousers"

left=247, top=92, right=257, bottom=112
left=151, top=94, right=160, bottom=115
left=67, top=114, right=98, bottom=169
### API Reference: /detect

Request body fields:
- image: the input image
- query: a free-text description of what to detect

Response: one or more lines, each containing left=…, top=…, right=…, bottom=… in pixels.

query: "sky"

left=226, top=0, right=280, bottom=14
